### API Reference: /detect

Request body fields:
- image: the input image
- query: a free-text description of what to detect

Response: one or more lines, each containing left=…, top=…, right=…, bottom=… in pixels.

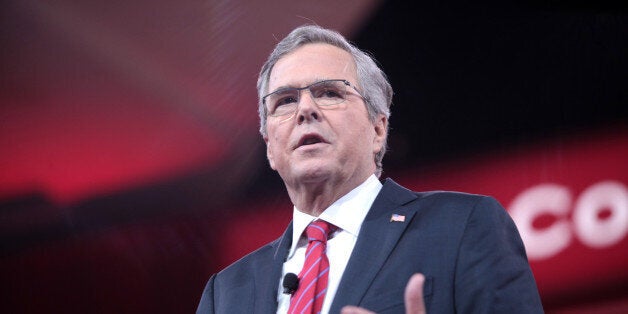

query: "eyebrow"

left=269, top=78, right=330, bottom=93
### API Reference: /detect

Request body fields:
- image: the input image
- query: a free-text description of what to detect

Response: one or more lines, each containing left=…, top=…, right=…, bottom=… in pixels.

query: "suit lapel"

left=254, top=222, right=293, bottom=314
left=329, top=179, right=419, bottom=313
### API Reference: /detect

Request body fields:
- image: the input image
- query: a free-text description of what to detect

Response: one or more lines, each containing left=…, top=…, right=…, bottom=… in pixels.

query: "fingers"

left=405, top=273, right=426, bottom=314
left=341, top=305, right=376, bottom=314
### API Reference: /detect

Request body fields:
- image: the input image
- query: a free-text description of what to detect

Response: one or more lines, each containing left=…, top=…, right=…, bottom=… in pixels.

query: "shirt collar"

left=288, top=174, right=383, bottom=257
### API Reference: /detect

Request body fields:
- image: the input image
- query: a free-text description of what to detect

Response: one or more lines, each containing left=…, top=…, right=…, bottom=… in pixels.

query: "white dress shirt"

left=276, top=175, right=383, bottom=314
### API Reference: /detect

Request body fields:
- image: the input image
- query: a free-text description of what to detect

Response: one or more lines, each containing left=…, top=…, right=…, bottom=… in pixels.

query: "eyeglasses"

left=262, top=79, right=364, bottom=117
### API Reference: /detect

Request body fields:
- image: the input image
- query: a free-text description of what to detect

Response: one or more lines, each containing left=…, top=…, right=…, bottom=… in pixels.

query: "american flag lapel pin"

left=390, top=213, right=405, bottom=222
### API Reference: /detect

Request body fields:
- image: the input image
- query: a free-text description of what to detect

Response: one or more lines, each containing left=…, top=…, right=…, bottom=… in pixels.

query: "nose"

left=296, top=89, right=321, bottom=124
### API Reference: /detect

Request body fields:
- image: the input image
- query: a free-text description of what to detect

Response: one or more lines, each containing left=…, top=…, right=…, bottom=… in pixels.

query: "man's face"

left=264, top=43, right=387, bottom=188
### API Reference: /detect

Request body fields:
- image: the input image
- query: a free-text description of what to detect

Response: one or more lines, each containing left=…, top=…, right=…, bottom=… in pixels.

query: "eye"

left=268, top=89, right=299, bottom=112
left=313, top=86, right=344, bottom=99
left=274, top=95, right=298, bottom=107
left=322, top=89, right=342, bottom=98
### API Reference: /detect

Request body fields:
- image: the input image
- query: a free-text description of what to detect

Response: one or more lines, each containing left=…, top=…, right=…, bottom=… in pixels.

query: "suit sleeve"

left=196, top=274, right=216, bottom=314
left=454, top=196, right=543, bottom=313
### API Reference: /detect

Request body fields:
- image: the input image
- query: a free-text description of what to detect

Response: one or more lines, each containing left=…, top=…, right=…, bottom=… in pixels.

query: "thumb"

left=405, top=273, right=426, bottom=314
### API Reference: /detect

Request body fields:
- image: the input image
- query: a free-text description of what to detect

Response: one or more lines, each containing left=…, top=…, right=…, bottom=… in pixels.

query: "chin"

left=291, top=164, right=334, bottom=184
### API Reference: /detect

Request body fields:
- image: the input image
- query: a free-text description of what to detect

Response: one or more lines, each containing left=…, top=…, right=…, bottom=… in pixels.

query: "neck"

left=286, top=172, right=372, bottom=216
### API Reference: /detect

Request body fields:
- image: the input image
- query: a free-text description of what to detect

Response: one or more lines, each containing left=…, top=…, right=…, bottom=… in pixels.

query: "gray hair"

left=257, top=25, right=393, bottom=177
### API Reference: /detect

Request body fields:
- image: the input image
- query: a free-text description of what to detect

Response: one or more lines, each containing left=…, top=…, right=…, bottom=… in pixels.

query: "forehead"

left=268, top=43, right=357, bottom=91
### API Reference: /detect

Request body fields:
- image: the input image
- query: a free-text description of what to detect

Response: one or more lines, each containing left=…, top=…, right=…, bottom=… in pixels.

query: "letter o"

left=573, top=181, right=628, bottom=248
left=509, top=184, right=572, bottom=260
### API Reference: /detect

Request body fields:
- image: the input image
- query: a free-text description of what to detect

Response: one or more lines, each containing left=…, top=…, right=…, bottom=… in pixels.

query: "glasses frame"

left=262, top=79, right=364, bottom=117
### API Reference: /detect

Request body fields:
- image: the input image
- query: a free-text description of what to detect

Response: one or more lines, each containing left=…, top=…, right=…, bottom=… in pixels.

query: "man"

left=197, top=25, right=543, bottom=313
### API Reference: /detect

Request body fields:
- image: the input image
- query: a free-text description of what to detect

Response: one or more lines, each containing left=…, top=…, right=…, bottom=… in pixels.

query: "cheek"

left=271, top=135, right=285, bottom=149
left=268, top=129, right=289, bottom=154
left=339, top=122, right=374, bottom=151
left=266, top=125, right=281, bottom=143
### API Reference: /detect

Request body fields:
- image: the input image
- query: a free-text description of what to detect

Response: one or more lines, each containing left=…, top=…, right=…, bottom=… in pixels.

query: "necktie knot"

left=306, top=220, right=336, bottom=244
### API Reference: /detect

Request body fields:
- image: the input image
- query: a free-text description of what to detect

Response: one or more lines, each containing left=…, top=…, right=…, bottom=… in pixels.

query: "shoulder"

left=382, top=178, right=505, bottom=216
left=382, top=178, right=495, bottom=204
left=416, top=190, right=511, bottom=228
left=414, top=190, right=496, bottom=206
left=379, top=179, right=511, bottom=229
left=403, top=188, right=522, bottom=253
left=416, top=190, right=505, bottom=215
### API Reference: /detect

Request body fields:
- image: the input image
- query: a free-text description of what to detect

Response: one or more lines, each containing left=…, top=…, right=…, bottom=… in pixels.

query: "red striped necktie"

left=288, top=220, right=337, bottom=314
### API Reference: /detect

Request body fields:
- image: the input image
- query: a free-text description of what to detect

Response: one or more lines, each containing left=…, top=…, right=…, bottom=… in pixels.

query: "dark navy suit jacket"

left=197, top=179, right=543, bottom=313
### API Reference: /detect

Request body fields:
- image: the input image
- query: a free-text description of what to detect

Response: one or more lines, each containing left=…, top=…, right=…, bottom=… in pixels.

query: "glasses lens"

left=310, top=80, right=347, bottom=106
left=266, top=80, right=349, bottom=117
left=268, top=88, right=299, bottom=116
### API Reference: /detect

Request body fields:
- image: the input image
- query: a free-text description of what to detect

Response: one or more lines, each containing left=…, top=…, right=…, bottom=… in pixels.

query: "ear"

left=264, top=136, right=277, bottom=170
left=372, top=114, right=388, bottom=154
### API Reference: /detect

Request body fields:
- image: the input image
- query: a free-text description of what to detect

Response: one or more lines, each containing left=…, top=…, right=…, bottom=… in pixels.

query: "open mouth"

left=297, top=134, right=325, bottom=148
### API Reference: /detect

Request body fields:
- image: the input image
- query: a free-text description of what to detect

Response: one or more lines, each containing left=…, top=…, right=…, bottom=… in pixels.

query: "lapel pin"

left=390, top=213, right=405, bottom=222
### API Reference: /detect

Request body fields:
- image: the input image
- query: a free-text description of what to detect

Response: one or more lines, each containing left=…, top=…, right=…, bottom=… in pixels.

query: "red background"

left=1, top=1, right=627, bottom=313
